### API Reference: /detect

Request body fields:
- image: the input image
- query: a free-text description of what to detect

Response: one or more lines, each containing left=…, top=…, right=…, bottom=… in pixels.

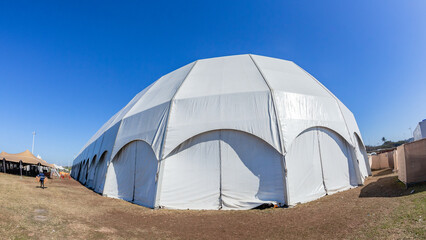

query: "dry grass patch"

left=0, top=169, right=424, bottom=239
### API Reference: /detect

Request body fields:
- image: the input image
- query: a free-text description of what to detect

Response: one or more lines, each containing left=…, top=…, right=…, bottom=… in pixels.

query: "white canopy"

left=72, top=54, right=371, bottom=210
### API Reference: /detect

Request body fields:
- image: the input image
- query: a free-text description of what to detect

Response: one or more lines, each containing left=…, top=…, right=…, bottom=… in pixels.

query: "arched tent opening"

left=86, top=155, right=97, bottom=189
left=77, top=163, right=81, bottom=179
left=72, top=164, right=77, bottom=178
left=93, top=151, right=108, bottom=194
left=285, top=127, right=359, bottom=205
left=76, top=162, right=82, bottom=182
left=77, top=162, right=82, bottom=180
left=71, top=165, right=75, bottom=178
left=353, top=133, right=371, bottom=177
left=84, top=159, right=90, bottom=185
left=158, top=129, right=285, bottom=210
left=79, top=159, right=88, bottom=184
left=103, top=140, right=158, bottom=208
left=72, top=165, right=75, bottom=178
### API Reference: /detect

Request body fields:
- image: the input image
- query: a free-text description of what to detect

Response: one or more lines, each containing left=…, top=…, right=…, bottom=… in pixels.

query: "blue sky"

left=1, top=1, right=425, bottom=166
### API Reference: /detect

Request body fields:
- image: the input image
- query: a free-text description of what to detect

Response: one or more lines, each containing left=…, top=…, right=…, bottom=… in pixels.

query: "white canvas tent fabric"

left=71, top=54, right=370, bottom=210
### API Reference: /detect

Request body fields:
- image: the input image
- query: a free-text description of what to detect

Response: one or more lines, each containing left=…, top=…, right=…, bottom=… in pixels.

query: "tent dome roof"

left=75, top=54, right=361, bottom=164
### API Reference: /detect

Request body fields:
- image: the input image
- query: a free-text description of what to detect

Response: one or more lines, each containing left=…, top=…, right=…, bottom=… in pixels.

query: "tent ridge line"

left=159, top=60, right=199, bottom=160
left=248, top=54, right=286, bottom=154
left=249, top=54, right=289, bottom=206
left=154, top=60, right=199, bottom=208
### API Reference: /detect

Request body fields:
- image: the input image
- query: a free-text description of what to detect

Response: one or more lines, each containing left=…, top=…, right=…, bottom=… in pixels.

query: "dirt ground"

left=0, top=169, right=424, bottom=240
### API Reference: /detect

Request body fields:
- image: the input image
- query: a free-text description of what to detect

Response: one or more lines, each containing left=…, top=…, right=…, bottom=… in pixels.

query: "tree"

left=381, top=137, right=387, bottom=143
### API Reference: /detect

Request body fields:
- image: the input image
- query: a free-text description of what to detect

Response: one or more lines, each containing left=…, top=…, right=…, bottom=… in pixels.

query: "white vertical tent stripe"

left=249, top=54, right=289, bottom=205
left=154, top=60, right=199, bottom=208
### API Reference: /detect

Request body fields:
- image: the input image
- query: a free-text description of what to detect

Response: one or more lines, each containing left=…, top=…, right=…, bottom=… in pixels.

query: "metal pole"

left=32, top=131, right=36, bottom=154
left=2, top=158, right=5, bottom=173
left=19, top=160, right=23, bottom=177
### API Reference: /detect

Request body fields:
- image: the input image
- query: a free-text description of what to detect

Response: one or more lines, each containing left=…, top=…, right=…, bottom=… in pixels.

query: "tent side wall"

left=72, top=121, right=121, bottom=195
left=354, top=133, right=372, bottom=177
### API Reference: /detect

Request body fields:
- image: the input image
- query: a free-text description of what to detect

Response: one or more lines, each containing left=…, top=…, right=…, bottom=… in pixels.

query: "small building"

left=413, top=119, right=426, bottom=141
left=369, top=148, right=396, bottom=170
left=397, top=138, right=426, bottom=185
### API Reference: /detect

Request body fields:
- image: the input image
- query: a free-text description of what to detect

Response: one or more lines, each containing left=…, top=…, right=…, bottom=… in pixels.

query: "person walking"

left=37, top=172, right=46, bottom=189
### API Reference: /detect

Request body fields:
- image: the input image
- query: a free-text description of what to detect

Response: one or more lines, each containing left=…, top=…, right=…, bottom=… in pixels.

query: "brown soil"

left=0, top=169, right=424, bottom=240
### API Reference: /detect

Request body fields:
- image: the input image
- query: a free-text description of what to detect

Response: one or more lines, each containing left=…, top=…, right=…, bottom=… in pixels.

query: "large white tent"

left=71, top=54, right=371, bottom=210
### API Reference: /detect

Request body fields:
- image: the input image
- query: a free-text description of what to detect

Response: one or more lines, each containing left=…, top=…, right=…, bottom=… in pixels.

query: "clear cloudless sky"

left=1, top=1, right=425, bottom=166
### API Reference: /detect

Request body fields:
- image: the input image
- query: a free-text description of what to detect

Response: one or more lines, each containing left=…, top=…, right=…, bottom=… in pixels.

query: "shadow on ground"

left=360, top=174, right=426, bottom=198
left=372, top=168, right=394, bottom=177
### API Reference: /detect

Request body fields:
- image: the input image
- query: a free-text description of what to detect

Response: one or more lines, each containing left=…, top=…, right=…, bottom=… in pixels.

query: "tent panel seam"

left=154, top=60, right=198, bottom=208
left=249, top=54, right=289, bottom=206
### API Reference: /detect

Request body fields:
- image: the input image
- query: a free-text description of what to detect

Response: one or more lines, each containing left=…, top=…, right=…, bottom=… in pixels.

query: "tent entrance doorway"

left=158, top=130, right=285, bottom=210
left=286, top=127, right=359, bottom=205
left=104, top=141, right=158, bottom=208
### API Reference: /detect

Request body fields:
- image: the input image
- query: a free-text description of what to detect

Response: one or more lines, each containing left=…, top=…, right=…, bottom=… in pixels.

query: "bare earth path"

left=0, top=170, right=424, bottom=240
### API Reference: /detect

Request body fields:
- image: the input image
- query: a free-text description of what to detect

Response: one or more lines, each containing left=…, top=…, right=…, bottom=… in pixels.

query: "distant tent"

left=0, top=150, right=54, bottom=176
left=71, top=54, right=371, bottom=210
left=53, top=164, right=66, bottom=170
left=413, top=119, right=426, bottom=141
left=0, top=150, right=53, bottom=167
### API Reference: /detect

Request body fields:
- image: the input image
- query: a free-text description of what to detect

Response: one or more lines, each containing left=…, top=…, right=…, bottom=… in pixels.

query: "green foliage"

left=366, top=139, right=409, bottom=152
